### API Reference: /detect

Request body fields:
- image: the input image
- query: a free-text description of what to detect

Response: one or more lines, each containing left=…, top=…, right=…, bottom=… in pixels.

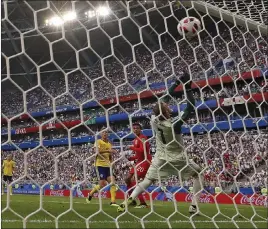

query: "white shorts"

left=145, top=156, right=201, bottom=181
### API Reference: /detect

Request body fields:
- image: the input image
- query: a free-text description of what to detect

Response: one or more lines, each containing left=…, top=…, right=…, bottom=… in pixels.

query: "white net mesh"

left=1, top=0, right=268, bottom=228
left=206, top=0, right=268, bottom=24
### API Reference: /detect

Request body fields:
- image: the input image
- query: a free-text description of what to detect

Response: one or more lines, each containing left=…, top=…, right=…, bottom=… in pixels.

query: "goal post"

left=1, top=0, right=268, bottom=229
left=180, top=0, right=268, bottom=35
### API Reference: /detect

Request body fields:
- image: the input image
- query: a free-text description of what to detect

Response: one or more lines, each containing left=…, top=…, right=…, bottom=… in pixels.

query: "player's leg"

left=186, top=160, right=203, bottom=214
left=175, top=159, right=203, bottom=214
left=72, top=183, right=77, bottom=197
left=134, top=162, right=150, bottom=208
left=72, top=188, right=77, bottom=197
left=107, top=174, right=118, bottom=207
left=125, top=166, right=146, bottom=207
left=125, top=172, right=137, bottom=206
left=134, top=190, right=147, bottom=208
left=118, top=157, right=166, bottom=212
left=164, top=190, right=173, bottom=202
left=117, top=177, right=153, bottom=212
left=86, top=180, right=106, bottom=203
left=189, top=175, right=204, bottom=214
left=77, top=187, right=84, bottom=198
left=2, top=176, right=7, bottom=195
left=125, top=171, right=135, bottom=195
left=86, top=167, right=106, bottom=203
left=7, top=176, right=12, bottom=196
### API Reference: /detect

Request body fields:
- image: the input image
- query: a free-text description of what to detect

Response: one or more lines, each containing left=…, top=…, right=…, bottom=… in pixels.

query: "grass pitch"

left=1, top=194, right=267, bottom=228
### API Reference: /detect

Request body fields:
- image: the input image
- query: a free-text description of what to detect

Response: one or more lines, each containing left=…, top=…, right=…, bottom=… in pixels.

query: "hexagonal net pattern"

left=1, top=1, right=268, bottom=229
left=206, top=0, right=268, bottom=24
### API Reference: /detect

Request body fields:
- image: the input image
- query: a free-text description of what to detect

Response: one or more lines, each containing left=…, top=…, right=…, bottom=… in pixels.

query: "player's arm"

left=12, top=161, right=15, bottom=174
left=173, top=72, right=195, bottom=134
left=128, top=147, right=139, bottom=161
left=93, top=140, right=105, bottom=153
left=128, top=154, right=138, bottom=161
left=109, top=143, right=114, bottom=162
left=162, top=79, right=181, bottom=103
left=2, top=161, right=5, bottom=173
left=128, top=137, right=148, bottom=160
left=108, top=148, right=117, bottom=154
left=94, top=140, right=116, bottom=154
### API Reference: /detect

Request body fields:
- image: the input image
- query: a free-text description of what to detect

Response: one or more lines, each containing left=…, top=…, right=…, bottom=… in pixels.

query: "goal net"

left=1, top=0, right=267, bottom=228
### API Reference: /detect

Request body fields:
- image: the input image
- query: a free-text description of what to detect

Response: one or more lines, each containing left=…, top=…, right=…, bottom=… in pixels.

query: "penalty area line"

left=1, top=219, right=267, bottom=224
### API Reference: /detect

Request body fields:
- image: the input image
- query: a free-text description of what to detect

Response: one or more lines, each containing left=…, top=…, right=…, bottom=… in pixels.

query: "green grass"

left=1, top=194, right=267, bottom=228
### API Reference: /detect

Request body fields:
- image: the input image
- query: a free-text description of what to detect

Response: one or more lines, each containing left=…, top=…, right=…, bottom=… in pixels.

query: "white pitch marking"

left=1, top=199, right=88, bottom=204
left=1, top=219, right=267, bottom=223
left=2, top=199, right=267, bottom=212
left=2, top=199, right=267, bottom=206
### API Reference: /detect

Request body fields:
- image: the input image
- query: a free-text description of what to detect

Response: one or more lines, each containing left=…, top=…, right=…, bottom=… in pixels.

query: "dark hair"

left=133, top=123, right=142, bottom=128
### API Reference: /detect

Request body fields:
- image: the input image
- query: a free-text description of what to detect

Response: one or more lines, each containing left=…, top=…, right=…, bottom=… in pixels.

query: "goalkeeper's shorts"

left=145, top=157, right=201, bottom=181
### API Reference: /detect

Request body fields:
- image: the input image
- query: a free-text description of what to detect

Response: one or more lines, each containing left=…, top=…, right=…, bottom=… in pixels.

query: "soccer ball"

left=177, top=17, right=202, bottom=37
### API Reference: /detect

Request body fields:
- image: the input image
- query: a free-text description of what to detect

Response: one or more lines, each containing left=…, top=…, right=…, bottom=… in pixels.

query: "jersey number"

left=157, top=128, right=166, bottom=144
left=137, top=166, right=144, bottom=172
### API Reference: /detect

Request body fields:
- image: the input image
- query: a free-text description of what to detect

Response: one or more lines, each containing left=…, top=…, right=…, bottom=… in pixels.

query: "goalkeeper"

left=118, top=71, right=203, bottom=214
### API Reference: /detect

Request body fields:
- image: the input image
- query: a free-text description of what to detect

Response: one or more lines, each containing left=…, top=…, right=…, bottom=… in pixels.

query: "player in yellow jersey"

left=2, top=155, right=15, bottom=195
left=86, top=129, right=118, bottom=206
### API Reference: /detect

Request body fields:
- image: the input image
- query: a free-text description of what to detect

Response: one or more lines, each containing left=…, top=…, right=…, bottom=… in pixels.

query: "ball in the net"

left=177, top=17, right=202, bottom=37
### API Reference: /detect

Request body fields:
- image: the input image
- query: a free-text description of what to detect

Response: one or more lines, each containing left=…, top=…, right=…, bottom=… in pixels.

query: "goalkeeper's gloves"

left=175, top=71, right=192, bottom=91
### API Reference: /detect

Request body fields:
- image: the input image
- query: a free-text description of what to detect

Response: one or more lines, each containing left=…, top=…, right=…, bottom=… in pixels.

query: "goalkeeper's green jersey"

left=151, top=80, right=195, bottom=161
left=151, top=115, right=185, bottom=161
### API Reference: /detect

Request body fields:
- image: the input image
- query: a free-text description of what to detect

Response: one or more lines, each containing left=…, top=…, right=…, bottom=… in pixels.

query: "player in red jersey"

left=125, top=123, right=152, bottom=208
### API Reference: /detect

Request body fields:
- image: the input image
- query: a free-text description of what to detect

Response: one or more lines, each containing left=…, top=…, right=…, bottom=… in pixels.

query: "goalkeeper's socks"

left=130, top=178, right=152, bottom=200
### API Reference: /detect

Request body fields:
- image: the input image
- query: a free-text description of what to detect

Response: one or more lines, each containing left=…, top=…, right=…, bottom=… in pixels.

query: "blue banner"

left=4, top=184, right=255, bottom=195
left=261, top=67, right=268, bottom=76
left=2, top=100, right=218, bottom=136
left=30, top=99, right=217, bottom=119
left=2, top=117, right=267, bottom=150
left=4, top=68, right=266, bottom=122
left=12, top=189, right=41, bottom=195
left=3, top=189, right=40, bottom=195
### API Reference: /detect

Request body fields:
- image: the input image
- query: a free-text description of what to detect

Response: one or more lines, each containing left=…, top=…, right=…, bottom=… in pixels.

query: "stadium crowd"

left=1, top=129, right=267, bottom=191
left=1, top=77, right=267, bottom=134
left=1, top=26, right=267, bottom=116
left=1, top=22, right=267, bottom=193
